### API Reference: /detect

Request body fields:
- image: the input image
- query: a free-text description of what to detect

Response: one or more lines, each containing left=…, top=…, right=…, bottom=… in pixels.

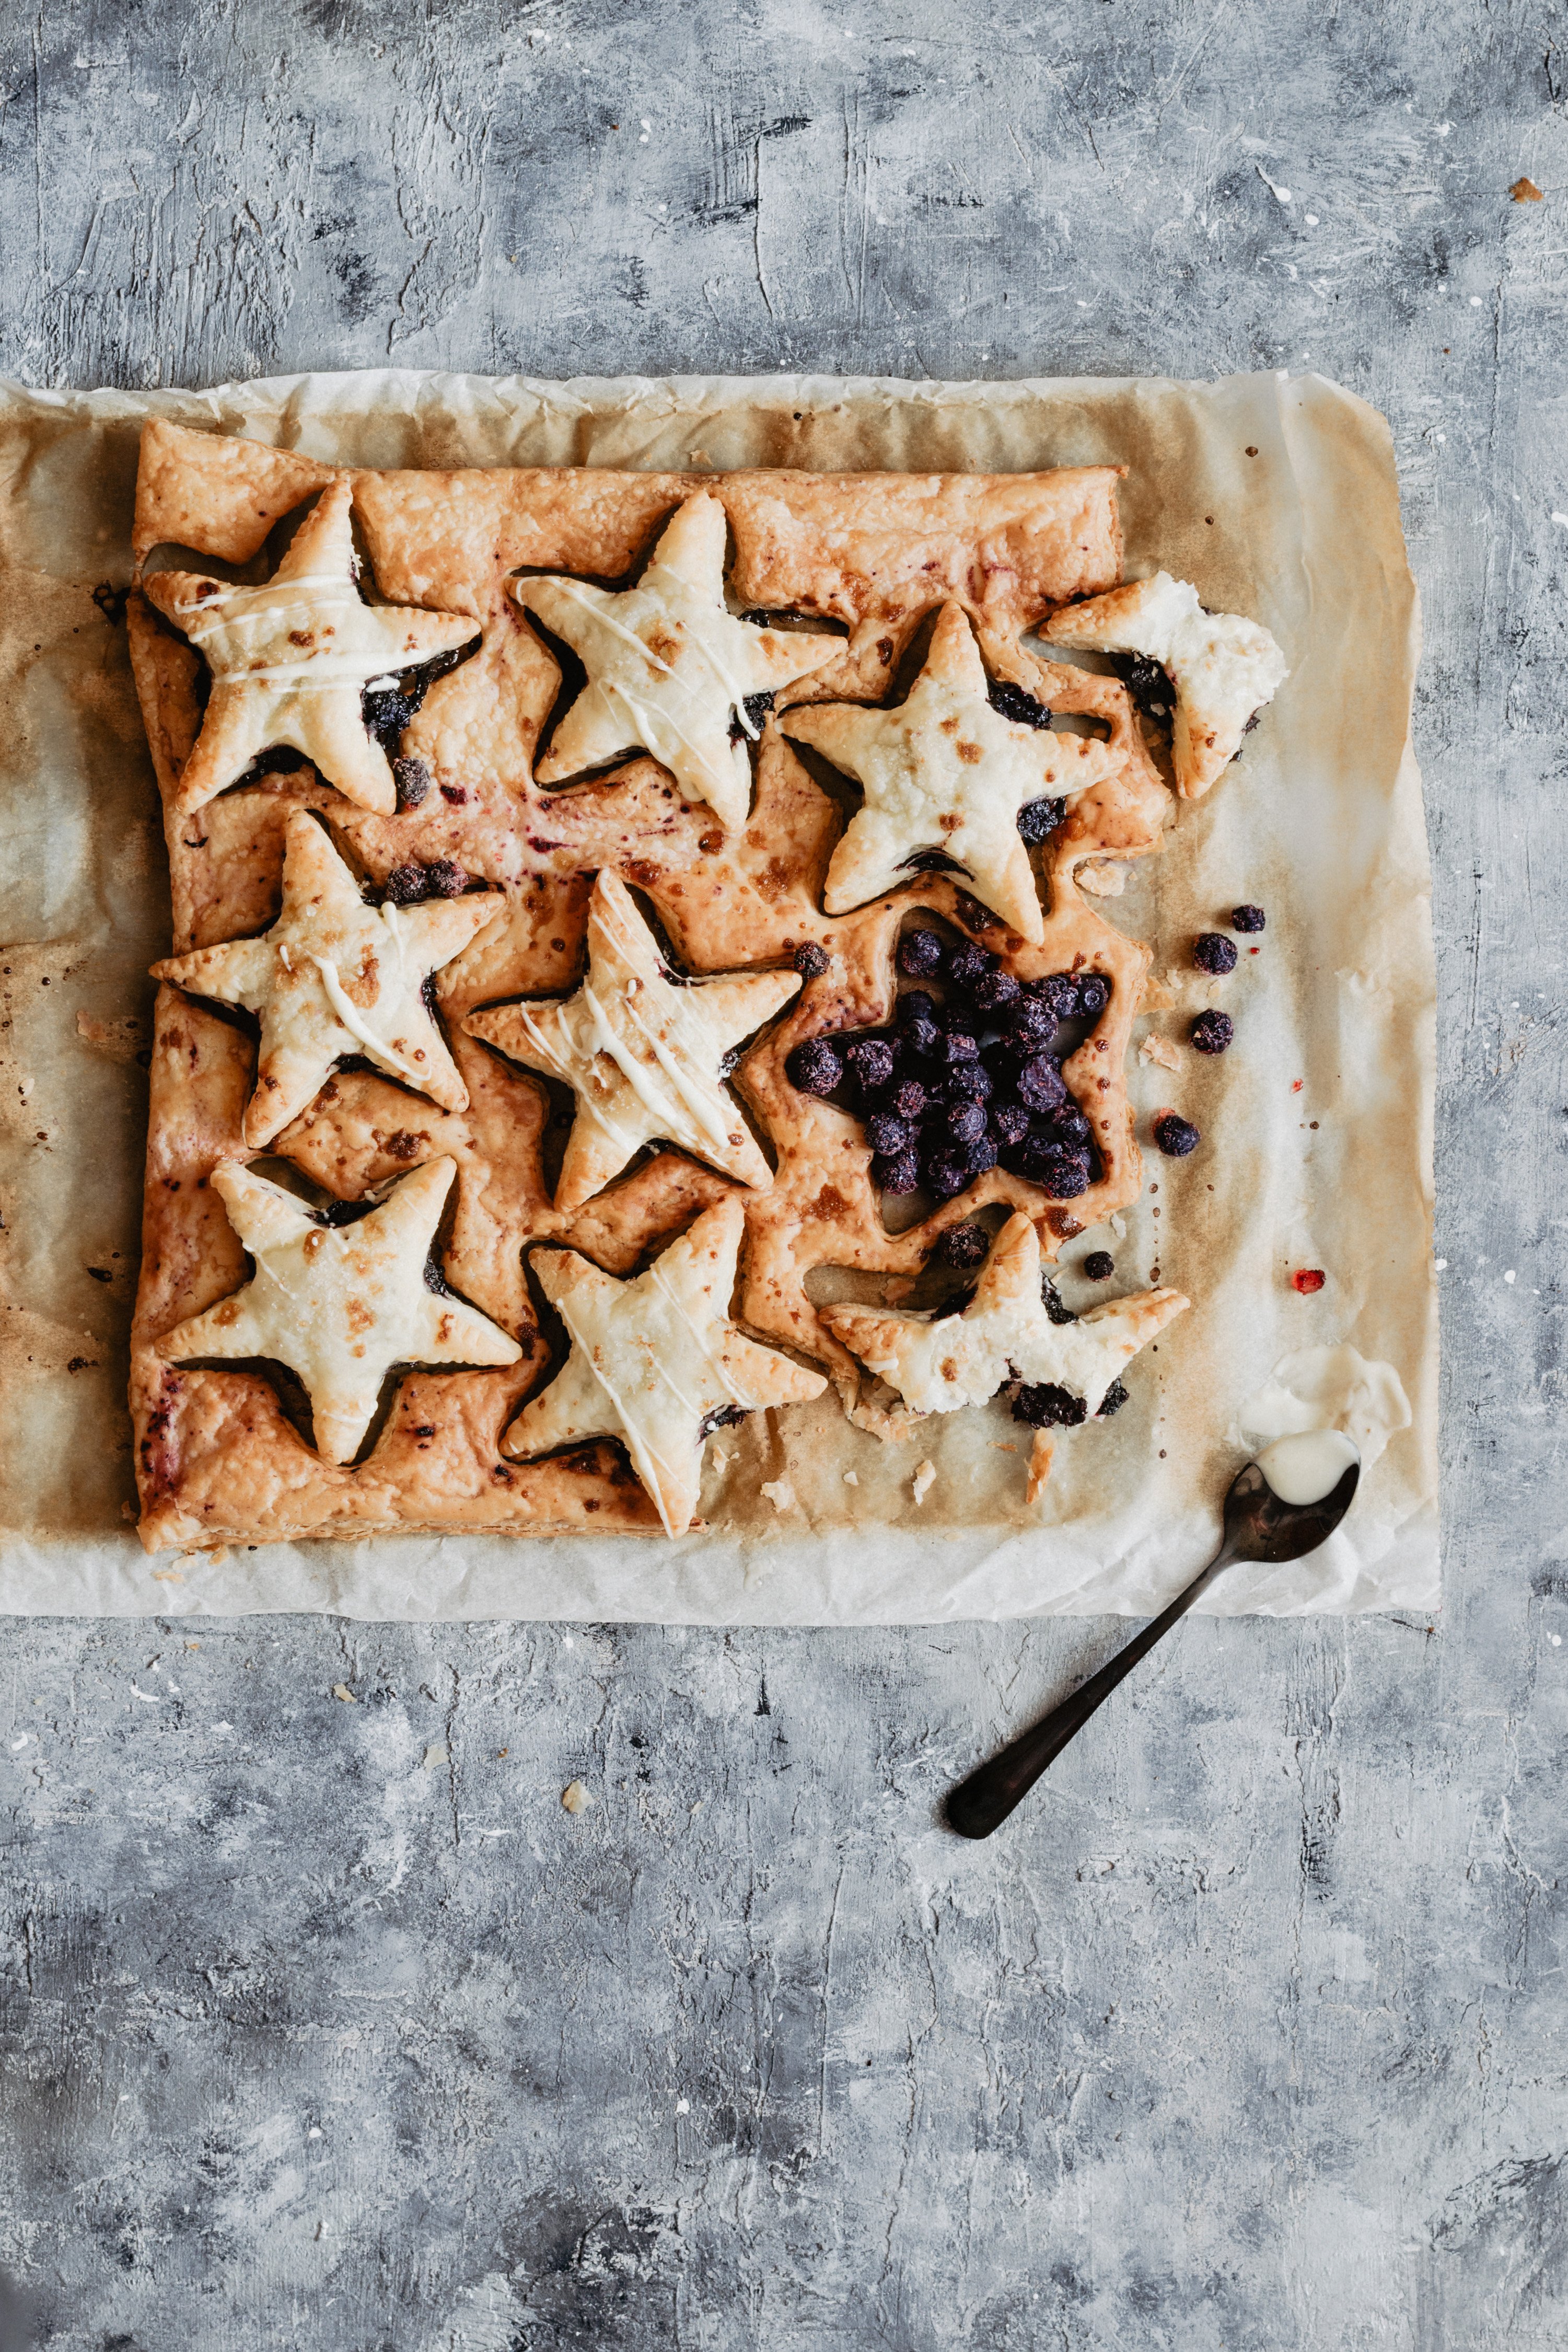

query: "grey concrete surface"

left=1, top=3, right=1565, bottom=2347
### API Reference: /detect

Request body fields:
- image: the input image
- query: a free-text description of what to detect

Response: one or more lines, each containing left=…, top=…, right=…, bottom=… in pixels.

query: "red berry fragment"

left=1292, top=1268, right=1326, bottom=1295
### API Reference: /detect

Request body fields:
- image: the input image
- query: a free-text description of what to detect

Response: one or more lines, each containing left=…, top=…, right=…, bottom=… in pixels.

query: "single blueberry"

left=1021, top=1142, right=1091, bottom=1198
left=991, top=1101, right=1031, bottom=1147
left=1082, top=1250, right=1115, bottom=1281
left=874, top=1148, right=921, bottom=1195
left=1076, top=974, right=1110, bottom=1018
left=936, top=1222, right=989, bottom=1270
left=1004, top=996, right=1055, bottom=1051
left=793, top=941, right=830, bottom=979
left=1232, top=904, right=1265, bottom=934
left=972, top=969, right=1021, bottom=1014
left=382, top=862, right=426, bottom=907
left=891, top=1077, right=928, bottom=1121
left=785, top=1037, right=844, bottom=1096
left=1017, top=1056, right=1067, bottom=1113
left=941, top=1030, right=980, bottom=1065
left=925, top=1148, right=972, bottom=1201
left=946, top=941, right=997, bottom=991
left=847, top=1038, right=896, bottom=1092
left=1096, top=1377, right=1130, bottom=1418
left=1190, top=1009, right=1235, bottom=1055
left=902, top=1015, right=940, bottom=1059
left=1193, top=933, right=1238, bottom=976
left=1154, top=1113, right=1201, bottom=1157
left=949, top=1102, right=987, bottom=1145
left=1120, top=654, right=1174, bottom=725
left=898, top=929, right=945, bottom=978
left=899, top=989, right=937, bottom=1026
left=966, top=1133, right=998, bottom=1174
left=866, top=1111, right=912, bottom=1155
left=393, top=755, right=432, bottom=810
left=1040, top=1276, right=1078, bottom=1327
left=1031, top=973, right=1078, bottom=1022
left=424, top=859, right=468, bottom=899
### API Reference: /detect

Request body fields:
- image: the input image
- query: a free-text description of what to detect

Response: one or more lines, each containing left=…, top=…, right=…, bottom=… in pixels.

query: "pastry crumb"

left=150, top=1567, right=184, bottom=1584
left=912, top=1459, right=936, bottom=1505
left=1141, top=976, right=1177, bottom=1011
left=1109, top=1212, right=1127, bottom=1239
left=74, top=1009, right=144, bottom=1063
left=1026, top=1431, right=1055, bottom=1504
left=1510, top=176, right=1543, bottom=201
left=1076, top=859, right=1126, bottom=897
left=332, top=1683, right=356, bottom=1703
left=761, top=1478, right=796, bottom=1513
left=423, top=1743, right=448, bottom=1770
left=842, top=1469, right=859, bottom=1486
left=561, top=1779, right=594, bottom=1814
left=1140, top=1034, right=1182, bottom=1072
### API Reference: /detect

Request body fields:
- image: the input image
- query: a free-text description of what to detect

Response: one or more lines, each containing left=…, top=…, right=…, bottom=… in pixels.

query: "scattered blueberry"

left=866, top=1111, right=912, bottom=1154
left=393, top=755, right=432, bottom=809
left=847, top=1038, right=896, bottom=1093
left=425, top=859, right=468, bottom=899
left=946, top=941, right=997, bottom=991
left=1096, top=1377, right=1130, bottom=1418
left=1029, top=973, right=1078, bottom=1023
left=383, top=858, right=468, bottom=905
left=926, top=1147, right=973, bottom=1201
left=1019, top=1142, right=1091, bottom=1198
left=898, top=929, right=944, bottom=978
left=1082, top=1250, right=1115, bottom=1281
left=1154, top=1113, right=1201, bottom=1157
left=966, top=1133, right=998, bottom=1174
left=1017, top=1056, right=1067, bottom=1113
left=1012, top=1382, right=1088, bottom=1429
left=1003, top=997, right=1055, bottom=1051
left=1076, top=974, right=1110, bottom=1018
left=899, top=989, right=937, bottom=1027
left=902, top=1014, right=940, bottom=1058
left=1193, top=933, right=1238, bottom=976
left=949, top=1101, right=987, bottom=1146
left=1191, top=1009, right=1235, bottom=1055
left=891, top=1078, right=928, bottom=1121
left=1232, top=904, right=1265, bottom=933
left=988, top=679, right=1052, bottom=729
left=1017, top=796, right=1066, bottom=845
left=1049, top=1109, right=1092, bottom=1147
left=936, top=1222, right=990, bottom=1269
left=793, top=941, right=830, bottom=979
left=991, top=1102, right=1031, bottom=1146
left=940, top=1030, right=980, bottom=1066
left=972, top=969, right=1020, bottom=1014
left=874, top=1149, right=921, bottom=1194
left=943, top=1063, right=992, bottom=1103
left=786, top=1037, right=843, bottom=1095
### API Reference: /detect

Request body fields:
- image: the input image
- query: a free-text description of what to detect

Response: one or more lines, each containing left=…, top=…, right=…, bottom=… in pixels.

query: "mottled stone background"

left=1, top=3, right=1565, bottom=2347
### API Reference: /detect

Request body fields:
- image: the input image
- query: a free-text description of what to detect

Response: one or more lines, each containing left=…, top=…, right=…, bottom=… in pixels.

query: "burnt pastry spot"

left=785, top=927, right=1111, bottom=1209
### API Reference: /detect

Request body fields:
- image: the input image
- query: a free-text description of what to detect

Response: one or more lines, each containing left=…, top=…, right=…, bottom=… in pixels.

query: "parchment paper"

left=0, top=369, right=1436, bottom=1622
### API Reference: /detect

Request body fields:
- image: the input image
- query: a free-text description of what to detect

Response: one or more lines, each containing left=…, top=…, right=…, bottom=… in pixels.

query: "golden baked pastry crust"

left=127, top=421, right=1192, bottom=1551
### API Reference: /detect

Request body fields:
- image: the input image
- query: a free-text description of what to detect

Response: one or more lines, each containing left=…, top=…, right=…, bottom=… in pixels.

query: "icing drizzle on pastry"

left=515, top=490, right=842, bottom=831
left=502, top=1193, right=826, bottom=1535
left=464, top=870, right=800, bottom=1213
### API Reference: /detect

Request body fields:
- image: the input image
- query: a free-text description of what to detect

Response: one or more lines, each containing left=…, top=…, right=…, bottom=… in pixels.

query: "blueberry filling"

left=361, top=645, right=468, bottom=754
left=785, top=932, right=1111, bottom=1208
left=1040, top=1276, right=1078, bottom=1326
left=988, top=679, right=1053, bottom=729
left=728, top=689, right=776, bottom=744
left=383, top=858, right=469, bottom=906
left=1012, top=1381, right=1087, bottom=1429
left=1117, top=654, right=1174, bottom=725
left=1017, top=796, right=1066, bottom=845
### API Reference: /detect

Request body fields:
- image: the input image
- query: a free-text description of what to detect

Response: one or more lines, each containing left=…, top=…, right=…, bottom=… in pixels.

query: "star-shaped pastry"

left=157, top=1155, right=520, bottom=1465
left=1043, top=571, right=1288, bottom=797
left=144, top=476, right=479, bottom=818
left=780, top=601, right=1121, bottom=945
left=464, top=869, right=800, bottom=1213
left=503, top=1194, right=826, bottom=1534
left=516, top=491, right=842, bottom=830
left=153, top=809, right=501, bottom=1147
left=820, top=1212, right=1188, bottom=1417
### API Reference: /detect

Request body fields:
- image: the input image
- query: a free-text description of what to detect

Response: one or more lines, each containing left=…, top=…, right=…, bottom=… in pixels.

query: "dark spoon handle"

left=946, top=1541, right=1239, bottom=1839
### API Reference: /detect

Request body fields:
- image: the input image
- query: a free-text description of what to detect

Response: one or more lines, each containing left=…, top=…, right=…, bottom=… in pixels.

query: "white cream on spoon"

left=1254, top=1428, right=1360, bottom=1507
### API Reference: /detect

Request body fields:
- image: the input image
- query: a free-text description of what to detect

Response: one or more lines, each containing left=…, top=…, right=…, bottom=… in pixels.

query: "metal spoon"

left=945, top=1443, right=1361, bottom=1841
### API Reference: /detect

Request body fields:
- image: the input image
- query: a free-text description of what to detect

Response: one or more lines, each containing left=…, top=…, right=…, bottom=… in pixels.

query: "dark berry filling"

left=1013, top=1381, right=1087, bottom=1429
left=1190, top=1009, right=1234, bottom=1055
left=1232, top=903, right=1265, bottom=933
left=793, top=941, right=830, bottom=979
left=1117, top=655, right=1174, bottom=726
left=383, top=858, right=469, bottom=906
left=988, top=679, right=1052, bottom=729
left=1193, top=933, right=1238, bottom=976
left=362, top=645, right=468, bottom=754
left=728, top=689, right=776, bottom=744
left=1082, top=1250, right=1115, bottom=1281
left=782, top=928, right=1112, bottom=1209
left=1017, top=796, right=1066, bottom=847
left=1154, top=1113, right=1201, bottom=1158
left=1040, top=1276, right=1078, bottom=1327
left=1097, top=1378, right=1130, bottom=1418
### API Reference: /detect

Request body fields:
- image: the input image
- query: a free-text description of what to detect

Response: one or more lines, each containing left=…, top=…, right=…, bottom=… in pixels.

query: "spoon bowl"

left=945, top=1441, right=1362, bottom=1840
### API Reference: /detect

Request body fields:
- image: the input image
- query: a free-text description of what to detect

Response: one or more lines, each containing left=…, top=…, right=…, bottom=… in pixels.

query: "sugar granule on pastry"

left=143, top=477, right=479, bottom=818
left=1043, top=571, right=1287, bottom=798
left=156, top=1155, right=520, bottom=1465
left=781, top=601, right=1121, bottom=945
left=464, top=870, right=800, bottom=1213
left=821, top=1211, right=1187, bottom=1420
left=517, top=490, right=841, bottom=830
left=153, top=808, right=501, bottom=1147
left=503, top=1194, right=826, bottom=1537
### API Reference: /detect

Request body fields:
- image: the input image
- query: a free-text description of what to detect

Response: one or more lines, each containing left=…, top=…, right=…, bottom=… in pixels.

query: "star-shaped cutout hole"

left=157, top=1155, right=520, bottom=1464
left=781, top=601, right=1123, bottom=944
left=516, top=490, right=842, bottom=831
left=144, top=477, right=479, bottom=817
left=503, top=1194, right=826, bottom=1535
left=464, top=870, right=800, bottom=1213
left=820, top=1212, right=1188, bottom=1417
left=154, top=809, right=502, bottom=1146
left=1043, top=571, right=1288, bottom=798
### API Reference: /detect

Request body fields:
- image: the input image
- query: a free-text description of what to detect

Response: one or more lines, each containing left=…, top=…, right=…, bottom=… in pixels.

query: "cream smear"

left=1237, top=1343, right=1412, bottom=1472
left=1255, top=1427, right=1360, bottom=1505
